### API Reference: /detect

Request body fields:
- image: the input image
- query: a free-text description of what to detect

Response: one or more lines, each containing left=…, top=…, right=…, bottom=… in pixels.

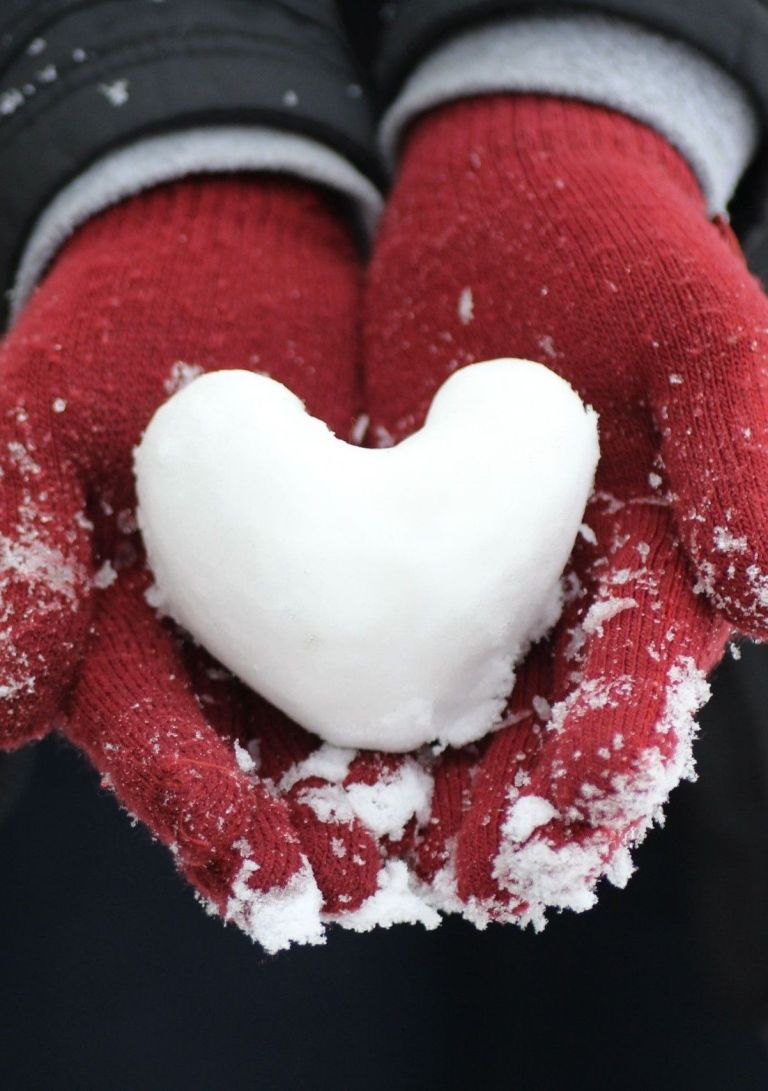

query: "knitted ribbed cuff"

left=11, top=127, right=384, bottom=322
left=380, top=14, right=760, bottom=214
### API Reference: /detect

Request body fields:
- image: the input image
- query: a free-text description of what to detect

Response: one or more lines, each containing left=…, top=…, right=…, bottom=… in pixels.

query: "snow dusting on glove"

left=0, top=176, right=439, bottom=951
left=364, top=95, right=768, bottom=928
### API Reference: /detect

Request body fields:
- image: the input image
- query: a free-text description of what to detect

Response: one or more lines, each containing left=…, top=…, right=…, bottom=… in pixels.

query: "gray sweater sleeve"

left=380, top=13, right=760, bottom=215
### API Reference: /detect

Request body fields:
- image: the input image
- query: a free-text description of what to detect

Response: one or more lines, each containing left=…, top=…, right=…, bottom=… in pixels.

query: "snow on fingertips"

left=134, top=359, right=599, bottom=753
left=0, top=403, right=91, bottom=743
left=224, top=851, right=326, bottom=952
left=489, top=656, right=710, bottom=928
left=324, top=861, right=441, bottom=933
left=650, top=288, right=768, bottom=638
left=279, top=744, right=433, bottom=842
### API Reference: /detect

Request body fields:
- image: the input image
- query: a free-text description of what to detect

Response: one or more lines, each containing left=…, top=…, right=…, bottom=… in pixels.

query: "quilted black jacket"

left=0, top=0, right=767, bottom=324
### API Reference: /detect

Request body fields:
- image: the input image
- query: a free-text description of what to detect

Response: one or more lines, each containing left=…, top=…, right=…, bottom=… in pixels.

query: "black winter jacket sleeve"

left=0, top=0, right=380, bottom=327
left=2, top=0, right=768, bottom=321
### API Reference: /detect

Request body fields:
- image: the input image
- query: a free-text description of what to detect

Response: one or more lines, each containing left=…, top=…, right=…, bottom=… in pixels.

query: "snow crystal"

left=52, top=397, right=67, bottom=413
left=246, top=738, right=261, bottom=770
left=371, top=424, right=395, bottom=448
left=72, top=48, right=87, bottom=63
left=546, top=674, right=634, bottom=735
left=538, top=334, right=557, bottom=360
left=502, top=795, right=557, bottom=842
left=37, top=65, right=57, bottom=83
left=582, top=596, right=638, bottom=637
left=116, top=508, right=137, bottom=535
left=457, top=286, right=474, bottom=325
left=224, top=851, right=325, bottom=952
left=164, top=360, right=203, bottom=394
left=532, top=695, right=551, bottom=721
left=0, top=675, right=36, bottom=701
left=136, top=361, right=599, bottom=751
left=746, top=564, right=768, bottom=609
left=604, top=846, right=634, bottom=888
left=283, top=89, right=299, bottom=107
left=0, top=89, right=24, bottom=116
left=93, top=560, right=117, bottom=590
left=713, top=526, right=748, bottom=554
left=27, top=37, right=46, bottom=55
left=7, top=441, right=40, bottom=476
left=350, top=414, right=369, bottom=445
left=100, top=79, right=130, bottom=107
left=143, top=581, right=165, bottom=610
left=233, top=739, right=256, bottom=774
left=0, top=533, right=81, bottom=607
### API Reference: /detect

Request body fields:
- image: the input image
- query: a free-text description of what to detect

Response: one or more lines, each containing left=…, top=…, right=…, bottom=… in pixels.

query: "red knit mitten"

left=0, top=176, right=386, bottom=950
left=364, top=96, right=768, bottom=926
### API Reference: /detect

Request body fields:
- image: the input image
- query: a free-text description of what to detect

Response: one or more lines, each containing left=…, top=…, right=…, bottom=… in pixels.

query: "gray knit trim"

left=380, top=14, right=760, bottom=214
left=11, top=126, right=384, bottom=321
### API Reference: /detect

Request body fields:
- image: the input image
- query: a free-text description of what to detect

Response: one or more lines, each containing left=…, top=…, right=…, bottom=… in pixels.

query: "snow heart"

left=134, top=360, right=599, bottom=752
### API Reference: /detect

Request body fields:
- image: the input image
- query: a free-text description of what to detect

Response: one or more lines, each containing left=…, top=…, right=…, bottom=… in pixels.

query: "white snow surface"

left=224, top=851, right=325, bottom=953
left=278, top=742, right=355, bottom=792
left=345, top=759, right=433, bottom=839
left=281, top=744, right=433, bottom=840
left=503, top=795, right=558, bottom=842
left=135, top=359, right=599, bottom=752
left=325, top=860, right=441, bottom=933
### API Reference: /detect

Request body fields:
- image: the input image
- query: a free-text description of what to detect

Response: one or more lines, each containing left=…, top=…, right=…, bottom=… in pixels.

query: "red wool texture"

left=0, top=176, right=382, bottom=917
left=364, top=96, right=768, bottom=919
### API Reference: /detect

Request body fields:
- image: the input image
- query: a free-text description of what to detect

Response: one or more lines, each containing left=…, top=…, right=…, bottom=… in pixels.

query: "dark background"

left=3, top=646, right=768, bottom=1090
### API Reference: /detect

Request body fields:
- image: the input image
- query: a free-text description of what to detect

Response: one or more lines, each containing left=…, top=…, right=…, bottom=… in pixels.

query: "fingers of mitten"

left=283, top=779, right=379, bottom=913
left=647, top=243, right=768, bottom=636
left=280, top=748, right=435, bottom=914
left=275, top=746, right=438, bottom=920
left=0, top=403, right=92, bottom=747
left=409, top=747, right=475, bottom=886
left=234, top=700, right=385, bottom=914
left=65, top=572, right=324, bottom=951
left=166, top=639, right=384, bottom=914
left=10, top=178, right=364, bottom=469
left=455, top=506, right=728, bottom=919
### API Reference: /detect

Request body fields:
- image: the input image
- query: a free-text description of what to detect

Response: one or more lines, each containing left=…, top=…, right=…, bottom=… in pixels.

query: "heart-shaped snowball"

left=134, top=360, right=598, bottom=752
